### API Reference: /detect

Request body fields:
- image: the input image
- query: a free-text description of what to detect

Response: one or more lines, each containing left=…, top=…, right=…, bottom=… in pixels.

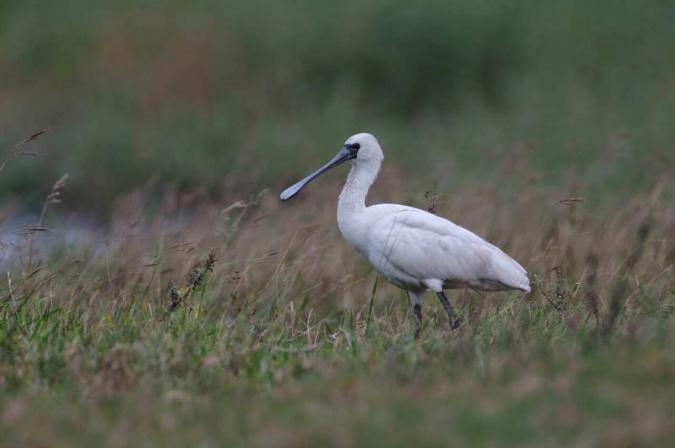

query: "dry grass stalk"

left=601, top=221, right=651, bottom=338
left=0, top=129, right=47, bottom=175
left=584, top=253, right=601, bottom=327
left=26, top=174, right=68, bottom=268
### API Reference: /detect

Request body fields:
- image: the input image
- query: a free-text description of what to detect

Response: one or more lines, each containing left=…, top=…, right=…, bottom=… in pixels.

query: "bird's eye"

left=352, top=143, right=360, bottom=150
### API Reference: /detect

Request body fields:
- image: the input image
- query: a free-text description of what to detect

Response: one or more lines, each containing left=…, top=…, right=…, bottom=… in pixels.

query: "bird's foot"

left=449, top=316, right=462, bottom=331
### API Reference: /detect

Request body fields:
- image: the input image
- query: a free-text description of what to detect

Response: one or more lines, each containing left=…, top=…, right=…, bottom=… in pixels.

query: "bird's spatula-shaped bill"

left=280, top=146, right=356, bottom=201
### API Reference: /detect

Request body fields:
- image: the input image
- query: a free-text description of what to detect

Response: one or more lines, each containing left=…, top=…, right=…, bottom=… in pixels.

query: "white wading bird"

left=280, top=133, right=530, bottom=336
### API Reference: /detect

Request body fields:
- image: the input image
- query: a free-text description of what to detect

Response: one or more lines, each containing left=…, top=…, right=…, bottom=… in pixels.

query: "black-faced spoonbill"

left=280, top=133, right=530, bottom=336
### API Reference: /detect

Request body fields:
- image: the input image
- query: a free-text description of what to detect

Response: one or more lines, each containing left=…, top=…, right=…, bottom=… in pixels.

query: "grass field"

left=1, top=175, right=673, bottom=446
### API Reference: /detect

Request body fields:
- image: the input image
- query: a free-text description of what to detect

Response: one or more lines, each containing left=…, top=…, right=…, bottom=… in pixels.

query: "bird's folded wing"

left=368, top=209, right=529, bottom=291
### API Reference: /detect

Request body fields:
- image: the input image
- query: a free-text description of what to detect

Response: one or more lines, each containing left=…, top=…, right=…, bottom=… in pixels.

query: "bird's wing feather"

left=366, top=206, right=530, bottom=292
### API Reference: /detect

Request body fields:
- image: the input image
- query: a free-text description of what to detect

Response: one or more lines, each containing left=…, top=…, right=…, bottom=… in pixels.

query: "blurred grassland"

left=1, top=1, right=675, bottom=446
left=1, top=0, right=674, bottom=210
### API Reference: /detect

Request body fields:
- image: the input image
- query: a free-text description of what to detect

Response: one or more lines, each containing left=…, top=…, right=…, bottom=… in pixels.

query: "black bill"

left=280, top=146, right=356, bottom=201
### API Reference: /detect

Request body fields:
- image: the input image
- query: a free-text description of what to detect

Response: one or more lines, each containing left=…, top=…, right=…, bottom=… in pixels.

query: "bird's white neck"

left=338, top=161, right=379, bottom=225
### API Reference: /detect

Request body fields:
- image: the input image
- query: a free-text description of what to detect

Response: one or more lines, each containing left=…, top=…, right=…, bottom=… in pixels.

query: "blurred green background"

left=1, top=0, right=673, bottom=212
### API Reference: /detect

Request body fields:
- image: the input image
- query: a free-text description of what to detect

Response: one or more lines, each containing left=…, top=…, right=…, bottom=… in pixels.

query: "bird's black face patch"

left=344, top=143, right=360, bottom=157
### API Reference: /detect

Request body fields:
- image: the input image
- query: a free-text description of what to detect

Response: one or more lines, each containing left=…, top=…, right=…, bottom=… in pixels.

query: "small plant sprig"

left=168, top=249, right=217, bottom=312
left=424, top=181, right=447, bottom=215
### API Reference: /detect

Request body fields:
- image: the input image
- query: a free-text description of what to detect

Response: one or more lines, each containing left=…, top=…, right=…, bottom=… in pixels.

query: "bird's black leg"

left=408, top=291, right=424, bottom=338
left=436, top=291, right=461, bottom=330
left=413, top=303, right=422, bottom=339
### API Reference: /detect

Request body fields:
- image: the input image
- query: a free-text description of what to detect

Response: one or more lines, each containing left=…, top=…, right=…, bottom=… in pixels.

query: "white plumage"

left=281, top=133, right=529, bottom=334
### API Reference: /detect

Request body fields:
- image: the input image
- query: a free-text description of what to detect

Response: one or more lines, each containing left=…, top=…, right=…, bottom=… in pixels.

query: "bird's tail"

left=489, top=246, right=531, bottom=293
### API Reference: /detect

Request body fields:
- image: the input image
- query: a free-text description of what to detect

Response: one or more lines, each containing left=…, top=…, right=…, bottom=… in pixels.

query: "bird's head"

left=343, top=133, right=384, bottom=167
left=279, top=132, right=384, bottom=201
